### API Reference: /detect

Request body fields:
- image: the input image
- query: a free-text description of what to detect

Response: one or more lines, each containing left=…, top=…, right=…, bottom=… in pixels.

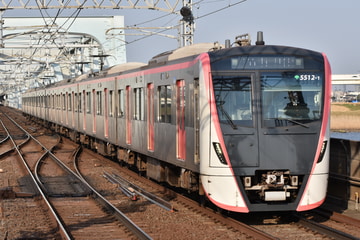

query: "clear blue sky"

left=4, top=0, right=360, bottom=74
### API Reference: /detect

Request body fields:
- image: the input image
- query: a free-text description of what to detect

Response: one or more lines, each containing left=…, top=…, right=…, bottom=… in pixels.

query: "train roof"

left=149, top=42, right=223, bottom=65
left=105, top=62, right=147, bottom=75
left=59, top=62, right=148, bottom=83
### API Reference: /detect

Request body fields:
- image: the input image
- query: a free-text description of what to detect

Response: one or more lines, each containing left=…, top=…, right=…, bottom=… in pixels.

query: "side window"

left=74, top=93, right=77, bottom=112
left=134, top=87, right=144, bottom=120
left=68, top=93, right=72, bottom=111
left=86, top=91, right=91, bottom=113
left=62, top=94, right=66, bottom=110
left=158, top=85, right=172, bottom=123
left=78, top=92, right=82, bottom=113
left=92, top=89, right=96, bottom=116
left=109, top=90, right=114, bottom=117
left=96, top=91, right=102, bottom=115
left=57, top=94, right=60, bottom=109
left=118, top=89, right=124, bottom=117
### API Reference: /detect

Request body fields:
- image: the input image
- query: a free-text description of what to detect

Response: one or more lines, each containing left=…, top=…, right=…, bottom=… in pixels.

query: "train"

left=21, top=32, right=331, bottom=212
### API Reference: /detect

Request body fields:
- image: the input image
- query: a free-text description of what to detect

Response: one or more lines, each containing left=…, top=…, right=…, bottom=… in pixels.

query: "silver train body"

left=22, top=42, right=331, bottom=212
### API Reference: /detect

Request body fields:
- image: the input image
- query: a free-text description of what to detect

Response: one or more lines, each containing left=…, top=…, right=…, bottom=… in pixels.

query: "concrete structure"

left=332, top=74, right=360, bottom=102
left=0, top=16, right=126, bottom=108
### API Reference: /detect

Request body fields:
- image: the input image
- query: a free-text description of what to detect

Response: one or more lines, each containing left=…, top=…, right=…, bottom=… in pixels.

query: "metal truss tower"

left=0, top=0, right=195, bottom=108
left=0, top=1, right=180, bottom=12
left=0, top=1, right=194, bottom=45
left=179, top=0, right=194, bottom=46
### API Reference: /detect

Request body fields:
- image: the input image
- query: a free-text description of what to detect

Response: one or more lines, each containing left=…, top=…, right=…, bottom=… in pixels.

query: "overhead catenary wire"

left=121, top=0, right=248, bottom=47
left=23, top=1, right=88, bottom=72
left=0, top=0, right=248, bottom=93
left=5, top=1, right=91, bottom=87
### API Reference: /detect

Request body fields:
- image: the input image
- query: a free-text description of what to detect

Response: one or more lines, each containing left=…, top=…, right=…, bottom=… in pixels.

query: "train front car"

left=199, top=45, right=331, bottom=212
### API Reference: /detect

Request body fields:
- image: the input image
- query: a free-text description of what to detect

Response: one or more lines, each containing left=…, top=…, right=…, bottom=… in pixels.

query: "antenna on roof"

left=256, top=31, right=265, bottom=45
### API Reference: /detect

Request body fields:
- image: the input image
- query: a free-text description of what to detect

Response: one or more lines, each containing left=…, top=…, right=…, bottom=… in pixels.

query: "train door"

left=104, top=88, right=109, bottom=138
left=67, top=92, right=70, bottom=125
left=194, top=79, right=200, bottom=165
left=92, top=89, right=96, bottom=133
left=126, top=85, right=132, bottom=145
left=45, top=94, right=49, bottom=121
left=61, top=93, right=65, bottom=124
left=71, top=92, right=75, bottom=127
left=176, top=80, right=186, bottom=160
left=147, top=83, right=154, bottom=151
left=212, top=73, right=259, bottom=167
left=83, top=90, right=86, bottom=131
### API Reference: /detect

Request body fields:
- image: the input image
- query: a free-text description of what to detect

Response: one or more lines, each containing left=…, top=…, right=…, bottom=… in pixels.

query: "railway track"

left=70, top=138, right=274, bottom=239
left=74, top=144, right=360, bottom=240
left=0, top=109, right=151, bottom=239
left=234, top=209, right=360, bottom=240
left=297, top=209, right=360, bottom=239
left=1, top=106, right=360, bottom=239
left=1, top=107, right=274, bottom=239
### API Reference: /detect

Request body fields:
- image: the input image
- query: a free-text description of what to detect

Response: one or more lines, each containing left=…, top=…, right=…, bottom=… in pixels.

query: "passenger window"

left=74, top=93, right=77, bottom=112
left=96, top=91, right=102, bottom=115
left=158, top=85, right=172, bottom=123
left=118, top=89, right=124, bottom=117
left=62, top=94, right=66, bottom=110
left=68, top=93, right=72, bottom=111
left=109, top=90, right=114, bottom=117
left=86, top=92, right=91, bottom=113
left=134, top=88, right=144, bottom=120
left=78, top=93, right=82, bottom=113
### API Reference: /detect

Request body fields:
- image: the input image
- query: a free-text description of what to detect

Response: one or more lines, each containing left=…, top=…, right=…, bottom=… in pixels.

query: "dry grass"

left=331, top=103, right=360, bottom=131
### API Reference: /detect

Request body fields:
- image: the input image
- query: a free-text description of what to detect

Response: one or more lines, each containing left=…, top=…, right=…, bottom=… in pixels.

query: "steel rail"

left=0, top=135, right=9, bottom=144
left=0, top=125, right=30, bottom=156
left=103, top=171, right=138, bottom=200
left=0, top=136, right=15, bottom=156
left=315, top=208, right=360, bottom=228
left=295, top=214, right=359, bottom=240
left=104, top=171, right=174, bottom=212
left=71, top=146, right=153, bottom=240
left=6, top=113, right=153, bottom=240
left=0, top=115, right=72, bottom=240
left=116, top=161, right=278, bottom=240
left=330, top=172, right=360, bottom=187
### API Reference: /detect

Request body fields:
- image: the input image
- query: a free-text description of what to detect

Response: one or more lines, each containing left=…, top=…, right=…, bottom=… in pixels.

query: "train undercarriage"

left=29, top=116, right=200, bottom=194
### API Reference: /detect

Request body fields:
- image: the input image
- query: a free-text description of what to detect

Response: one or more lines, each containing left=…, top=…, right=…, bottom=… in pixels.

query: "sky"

left=4, top=0, right=360, bottom=74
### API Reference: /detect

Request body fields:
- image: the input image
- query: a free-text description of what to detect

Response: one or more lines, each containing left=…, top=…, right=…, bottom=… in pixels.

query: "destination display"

left=230, top=56, right=304, bottom=70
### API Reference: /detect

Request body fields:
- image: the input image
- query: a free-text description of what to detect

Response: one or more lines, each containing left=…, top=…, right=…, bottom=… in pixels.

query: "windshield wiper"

left=286, top=119, right=309, bottom=128
left=276, top=118, right=309, bottom=128
left=218, top=102, right=237, bottom=129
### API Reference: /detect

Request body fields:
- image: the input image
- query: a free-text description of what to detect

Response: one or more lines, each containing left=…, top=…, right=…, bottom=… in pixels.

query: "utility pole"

left=0, top=10, right=4, bottom=48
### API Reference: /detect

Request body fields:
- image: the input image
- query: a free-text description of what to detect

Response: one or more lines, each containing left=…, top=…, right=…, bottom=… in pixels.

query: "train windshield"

left=213, top=75, right=253, bottom=128
left=211, top=53, right=324, bottom=129
left=261, top=71, right=323, bottom=127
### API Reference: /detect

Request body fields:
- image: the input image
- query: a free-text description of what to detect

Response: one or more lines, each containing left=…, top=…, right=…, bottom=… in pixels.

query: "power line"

left=123, top=0, right=247, bottom=46
left=195, top=0, right=247, bottom=20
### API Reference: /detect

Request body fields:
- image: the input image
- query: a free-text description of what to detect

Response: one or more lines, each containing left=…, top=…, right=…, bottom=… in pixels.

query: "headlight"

left=317, top=141, right=327, bottom=163
left=212, top=142, right=227, bottom=165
